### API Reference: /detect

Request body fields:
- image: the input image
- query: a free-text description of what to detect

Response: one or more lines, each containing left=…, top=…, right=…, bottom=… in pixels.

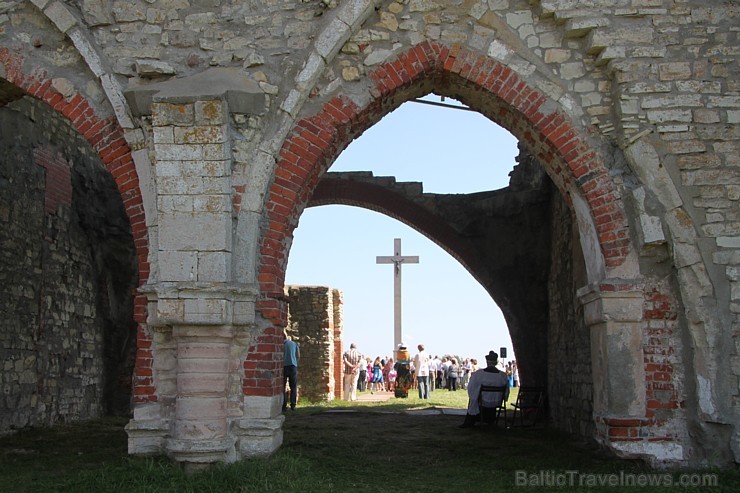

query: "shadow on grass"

left=1, top=404, right=738, bottom=492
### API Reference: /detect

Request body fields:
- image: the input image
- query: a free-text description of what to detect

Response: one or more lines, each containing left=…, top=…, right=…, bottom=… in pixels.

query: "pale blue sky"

left=285, top=95, right=519, bottom=363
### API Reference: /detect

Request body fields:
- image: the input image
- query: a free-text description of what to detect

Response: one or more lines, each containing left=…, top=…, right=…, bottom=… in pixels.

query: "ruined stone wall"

left=547, top=187, right=593, bottom=438
left=332, top=289, right=344, bottom=400
left=285, top=285, right=343, bottom=402
left=1, top=97, right=103, bottom=430
left=1, top=0, right=736, bottom=467
left=0, top=96, right=137, bottom=432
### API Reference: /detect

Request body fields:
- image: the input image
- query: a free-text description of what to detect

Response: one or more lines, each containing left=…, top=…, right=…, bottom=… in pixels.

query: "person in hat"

left=459, top=350, right=510, bottom=428
left=394, top=343, right=411, bottom=398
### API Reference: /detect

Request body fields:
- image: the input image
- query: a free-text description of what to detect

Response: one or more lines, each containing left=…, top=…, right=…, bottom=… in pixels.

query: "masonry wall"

left=547, top=187, right=593, bottom=438
left=332, top=289, right=344, bottom=400
left=0, top=96, right=137, bottom=432
left=2, top=0, right=736, bottom=466
left=285, top=285, right=343, bottom=403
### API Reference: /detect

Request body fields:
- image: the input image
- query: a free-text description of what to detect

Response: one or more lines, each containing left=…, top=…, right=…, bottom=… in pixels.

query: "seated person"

left=459, top=350, right=510, bottom=428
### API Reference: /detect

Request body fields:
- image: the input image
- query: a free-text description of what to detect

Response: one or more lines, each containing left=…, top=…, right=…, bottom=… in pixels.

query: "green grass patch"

left=1, top=391, right=737, bottom=492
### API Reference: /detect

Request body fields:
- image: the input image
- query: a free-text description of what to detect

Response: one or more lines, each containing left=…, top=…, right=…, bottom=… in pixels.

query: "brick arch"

left=258, top=41, right=631, bottom=327
left=0, top=48, right=154, bottom=403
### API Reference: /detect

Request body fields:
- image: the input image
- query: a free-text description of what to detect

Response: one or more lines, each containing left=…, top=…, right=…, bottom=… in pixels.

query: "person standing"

left=461, top=358, right=472, bottom=390
left=383, top=358, right=393, bottom=391
left=447, top=358, right=460, bottom=391
left=370, top=357, right=384, bottom=393
left=441, top=357, right=451, bottom=390
left=428, top=357, right=436, bottom=394
left=343, top=343, right=363, bottom=401
left=283, top=330, right=300, bottom=412
left=394, top=344, right=412, bottom=398
left=413, top=344, right=431, bottom=399
left=357, top=358, right=368, bottom=392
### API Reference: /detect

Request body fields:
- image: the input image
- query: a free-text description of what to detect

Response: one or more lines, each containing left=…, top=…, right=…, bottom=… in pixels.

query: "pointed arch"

left=257, top=41, right=633, bottom=324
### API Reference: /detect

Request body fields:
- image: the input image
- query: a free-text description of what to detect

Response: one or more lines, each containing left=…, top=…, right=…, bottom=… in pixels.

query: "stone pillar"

left=124, top=69, right=272, bottom=468
left=578, top=281, right=661, bottom=458
left=134, top=284, right=259, bottom=470
left=168, top=324, right=232, bottom=468
left=285, top=286, right=344, bottom=402
left=332, top=289, right=344, bottom=400
left=579, top=282, right=646, bottom=419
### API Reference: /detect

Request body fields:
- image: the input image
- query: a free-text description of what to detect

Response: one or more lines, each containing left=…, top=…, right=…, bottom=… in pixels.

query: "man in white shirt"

left=413, top=344, right=431, bottom=399
left=459, top=350, right=510, bottom=428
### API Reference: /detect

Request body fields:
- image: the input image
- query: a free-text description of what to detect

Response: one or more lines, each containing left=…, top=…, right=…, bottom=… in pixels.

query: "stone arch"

left=251, top=42, right=640, bottom=409
left=307, top=170, right=555, bottom=390
left=0, top=48, right=153, bottom=403
left=259, top=41, right=633, bottom=312
left=623, top=137, right=727, bottom=447
left=308, top=176, right=485, bottom=282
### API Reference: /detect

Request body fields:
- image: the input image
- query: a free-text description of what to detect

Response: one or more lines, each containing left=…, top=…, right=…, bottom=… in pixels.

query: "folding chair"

left=478, top=385, right=508, bottom=427
left=508, top=386, right=546, bottom=428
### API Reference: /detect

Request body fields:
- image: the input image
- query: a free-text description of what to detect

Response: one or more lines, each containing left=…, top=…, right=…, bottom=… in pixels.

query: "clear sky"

left=285, top=94, right=519, bottom=363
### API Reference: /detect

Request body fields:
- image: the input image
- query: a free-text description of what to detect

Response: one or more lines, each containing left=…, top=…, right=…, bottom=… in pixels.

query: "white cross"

left=376, top=238, right=419, bottom=352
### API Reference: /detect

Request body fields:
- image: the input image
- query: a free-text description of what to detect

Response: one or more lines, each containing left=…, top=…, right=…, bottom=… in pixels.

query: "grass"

left=1, top=388, right=737, bottom=492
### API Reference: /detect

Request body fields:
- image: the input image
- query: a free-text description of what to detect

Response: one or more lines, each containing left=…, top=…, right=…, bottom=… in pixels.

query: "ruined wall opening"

left=0, top=93, right=138, bottom=432
left=287, top=96, right=517, bottom=364
left=259, top=43, right=637, bottom=450
left=280, top=93, right=593, bottom=436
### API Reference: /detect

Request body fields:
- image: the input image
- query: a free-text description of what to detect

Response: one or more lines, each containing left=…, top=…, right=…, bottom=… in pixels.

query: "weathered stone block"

left=183, top=298, right=231, bottom=325
left=45, top=1, right=77, bottom=33
left=173, top=418, right=227, bottom=440
left=176, top=397, right=227, bottom=420
left=177, top=341, right=231, bottom=359
left=157, top=299, right=185, bottom=323
left=242, top=395, right=282, bottom=419
left=659, top=62, right=692, bottom=80
left=233, top=300, right=256, bottom=325
left=203, top=144, right=230, bottom=161
left=624, top=140, right=683, bottom=210
left=178, top=374, right=228, bottom=394
left=197, top=251, right=230, bottom=282
left=195, top=100, right=227, bottom=125
left=647, top=109, right=692, bottom=123
left=158, top=250, right=197, bottom=282
left=237, top=422, right=283, bottom=457
left=193, top=195, right=231, bottom=213
left=158, top=212, right=232, bottom=251
left=155, top=143, right=204, bottom=161
left=174, top=126, right=227, bottom=145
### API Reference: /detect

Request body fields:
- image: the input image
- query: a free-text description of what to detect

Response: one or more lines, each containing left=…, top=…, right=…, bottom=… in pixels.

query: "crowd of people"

left=341, top=342, right=519, bottom=401
left=285, top=333, right=519, bottom=412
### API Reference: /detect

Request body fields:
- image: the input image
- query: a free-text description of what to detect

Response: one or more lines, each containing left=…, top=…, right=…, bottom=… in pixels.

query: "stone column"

left=580, top=283, right=646, bottom=417
left=135, top=284, right=257, bottom=470
left=579, top=282, right=649, bottom=451
left=155, top=95, right=235, bottom=470
left=168, top=324, right=232, bottom=468
left=123, top=69, right=270, bottom=468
